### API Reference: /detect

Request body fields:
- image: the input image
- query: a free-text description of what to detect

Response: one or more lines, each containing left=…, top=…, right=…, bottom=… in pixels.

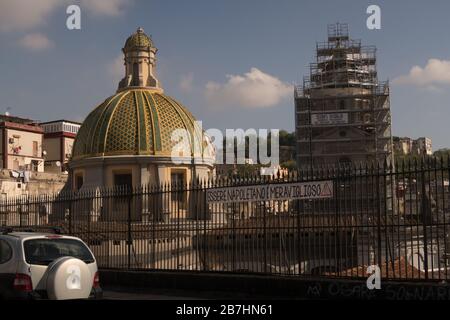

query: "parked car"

left=0, top=227, right=102, bottom=300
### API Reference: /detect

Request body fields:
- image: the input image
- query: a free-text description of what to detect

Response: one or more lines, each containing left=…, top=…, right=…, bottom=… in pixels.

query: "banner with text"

left=206, top=181, right=334, bottom=204
left=311, top=113, right=348, bottom=125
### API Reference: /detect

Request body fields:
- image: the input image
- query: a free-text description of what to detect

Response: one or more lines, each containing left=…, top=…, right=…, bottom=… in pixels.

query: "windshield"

left=23, top=238, right=95, bottom=266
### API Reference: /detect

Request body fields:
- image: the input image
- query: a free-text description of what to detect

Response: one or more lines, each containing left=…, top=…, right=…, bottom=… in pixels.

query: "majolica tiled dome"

left=123, top=27, right=153, bottom=51
left=72, top=89, right=205, bottom=160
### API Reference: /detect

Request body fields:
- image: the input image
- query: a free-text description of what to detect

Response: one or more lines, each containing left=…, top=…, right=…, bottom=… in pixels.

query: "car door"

left=0, top=238, right=17, bottom=298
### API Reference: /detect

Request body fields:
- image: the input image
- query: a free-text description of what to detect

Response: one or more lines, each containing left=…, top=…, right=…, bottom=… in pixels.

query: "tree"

left=279, top=130, right=295, bottom=147
left=280, top=160, right=297, bottom=171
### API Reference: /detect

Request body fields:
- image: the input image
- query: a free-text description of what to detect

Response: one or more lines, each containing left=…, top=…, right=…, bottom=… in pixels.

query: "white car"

left=0, top=227, right=102, bottom=300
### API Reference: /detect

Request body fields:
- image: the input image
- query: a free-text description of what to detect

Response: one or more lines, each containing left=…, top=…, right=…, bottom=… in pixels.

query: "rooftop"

left=40, top=119, right=82, bottom=125
left=0, top=114, right=36, bottom=125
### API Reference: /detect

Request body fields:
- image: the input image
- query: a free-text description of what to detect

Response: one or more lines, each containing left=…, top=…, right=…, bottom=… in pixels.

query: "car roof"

left=0, top=232, right=79, bottom=241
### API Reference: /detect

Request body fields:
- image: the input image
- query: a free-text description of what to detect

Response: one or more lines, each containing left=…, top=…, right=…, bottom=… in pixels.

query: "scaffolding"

left=295, top=23, right=394, bottom=169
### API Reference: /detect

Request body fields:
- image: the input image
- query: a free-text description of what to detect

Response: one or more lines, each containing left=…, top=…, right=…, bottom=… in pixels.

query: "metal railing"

left=2, top=157, right=450, bottom=280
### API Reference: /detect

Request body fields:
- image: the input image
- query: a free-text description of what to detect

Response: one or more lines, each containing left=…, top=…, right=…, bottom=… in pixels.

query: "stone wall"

left=0, top=169, right=67, bottom=197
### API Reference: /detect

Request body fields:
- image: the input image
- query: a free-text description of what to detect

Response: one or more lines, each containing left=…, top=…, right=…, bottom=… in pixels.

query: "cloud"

left=0, top=0, right=133, bottom=32
left=179, top=73, right=194, bottom=92
left=107, top=54, right=125, bottom=83
left=0, top=0, right=61, bottom=32
left=80, top=0, right=133, bottom=16
left=204, top=68, right=293, bottom=108
left=18, top=33, right=54, bottom=51
left=393, top=59, right=450, bottom=89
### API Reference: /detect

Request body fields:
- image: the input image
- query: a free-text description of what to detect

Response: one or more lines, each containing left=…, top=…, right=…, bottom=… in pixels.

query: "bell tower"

left=118, top=27, right=161, bottom=91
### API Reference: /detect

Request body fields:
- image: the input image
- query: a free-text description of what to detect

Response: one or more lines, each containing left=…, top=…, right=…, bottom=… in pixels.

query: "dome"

left=123, top=27, right=153, bottom=51
left=72, top=88, right=211, bottom=160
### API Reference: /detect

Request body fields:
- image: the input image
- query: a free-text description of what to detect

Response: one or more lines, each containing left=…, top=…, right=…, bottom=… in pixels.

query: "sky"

left=1, top=0, right=450, bottom=149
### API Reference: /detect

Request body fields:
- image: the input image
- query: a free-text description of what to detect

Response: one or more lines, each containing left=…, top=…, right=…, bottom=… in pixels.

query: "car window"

left=23, top=238, right=95, bottom=266
left=0, top=239, right=12, bottom=264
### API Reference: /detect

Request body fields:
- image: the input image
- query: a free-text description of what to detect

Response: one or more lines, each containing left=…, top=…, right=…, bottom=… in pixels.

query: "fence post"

left=334, top=166, right=341, bottom=275
left=231, top=195, right=236, bottom=272
left=376, top=164, right=382, bottom=270
left=68, top=193, right=73, bottom=234
left=263, top=195, right=267, bottom=274
left=152, top=185, right=156, bottom=269
left=177, top=182, right=183, bottom=270
left=26, top=195, right=30, bottom=227
left=296, top=197, right=301, bottom=276
left=203, top=180, right=207, bottom=272
left=86, top=191, right=91, bottom=249
left=18, top=198, right=22, bottom=228
left=421, top=161, right=429, bottom=280
left=127, top=190, right=132, bottom=270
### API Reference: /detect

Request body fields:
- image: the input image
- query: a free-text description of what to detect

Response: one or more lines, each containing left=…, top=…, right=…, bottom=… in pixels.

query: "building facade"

left=413, top=137, right=432, bottom=156
left=41, top=120, right=81, bottom=173
left=0, top=116, right=78, bottom=198
left=295, top=24, right=394, bottom=169
left=393, top=136, right=432, bottom=156
left=393, top=137, right=413, bottom=155
left=0, top=115, right=44, bottom=172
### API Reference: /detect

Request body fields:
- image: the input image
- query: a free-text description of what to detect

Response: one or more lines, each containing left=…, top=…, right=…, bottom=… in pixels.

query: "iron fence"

left=1, top=157, right=450, bottom=280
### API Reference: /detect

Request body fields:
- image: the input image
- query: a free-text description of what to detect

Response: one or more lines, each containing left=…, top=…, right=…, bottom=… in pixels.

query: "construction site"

left=295, top=23, right=394, bottom=169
